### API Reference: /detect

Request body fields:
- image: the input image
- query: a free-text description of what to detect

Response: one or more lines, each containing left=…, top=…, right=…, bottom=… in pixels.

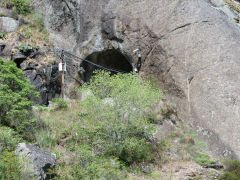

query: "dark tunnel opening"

left=80, top=49, right=133, bottom=82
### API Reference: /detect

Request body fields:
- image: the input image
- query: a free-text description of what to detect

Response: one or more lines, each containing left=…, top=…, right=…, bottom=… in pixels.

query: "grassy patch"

left=17, top=12, right=50, bottom=45
left=51, top=98, right=68, bottom=111
left=179, top=129, right=217, bottom=166
left=193, top=152, right=216, bottom=166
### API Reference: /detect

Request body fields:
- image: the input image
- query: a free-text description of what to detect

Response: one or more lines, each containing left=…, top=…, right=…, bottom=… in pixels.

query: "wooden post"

left=61, top=50, right=64, bottom=99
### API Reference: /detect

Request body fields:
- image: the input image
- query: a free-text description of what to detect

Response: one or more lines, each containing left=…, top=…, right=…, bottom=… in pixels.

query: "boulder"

left=0, top=17, right=19, bottom=33
left=16, top=143, right=56, bottom=180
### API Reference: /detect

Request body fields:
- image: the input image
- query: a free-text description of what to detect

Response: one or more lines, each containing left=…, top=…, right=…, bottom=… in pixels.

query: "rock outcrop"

left=0, top=17, right=19, bottom=33
left=16, top=143, right=56, bottom=180
left=0, top=43, right=61, bottom=105
left=33, top=0, right=240, bottom=159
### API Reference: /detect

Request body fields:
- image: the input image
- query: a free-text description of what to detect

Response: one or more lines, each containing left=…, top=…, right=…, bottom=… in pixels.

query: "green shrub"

left=0, top=151, right=22, bottom=180
left=69, top=146, right=126, bottom=180
left=107, top=138, right=154, bottom=165
left=0, top=126, right=23, bottom=151
left=18, top=44, right=39, bottom=54
left=12, top=0, right=31, bottom=15
left=0, top=57, right=38, bottom=139
left=75, top=71, right=162, bottom=165
left=220, top=159, right=240, bottom=180
left=51, top=98, right=68, bottom=110
left=0, top=33, right=7, bottom=40
left=193, top=152, right=216, bottom=166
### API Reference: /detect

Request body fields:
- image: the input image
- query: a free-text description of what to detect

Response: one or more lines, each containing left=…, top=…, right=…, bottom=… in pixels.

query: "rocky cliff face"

left=33, top=0, right=240, bottom=159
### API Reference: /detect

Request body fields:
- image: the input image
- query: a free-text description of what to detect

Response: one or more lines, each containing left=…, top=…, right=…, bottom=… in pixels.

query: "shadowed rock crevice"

left=80, top=49, right=133, bottom=82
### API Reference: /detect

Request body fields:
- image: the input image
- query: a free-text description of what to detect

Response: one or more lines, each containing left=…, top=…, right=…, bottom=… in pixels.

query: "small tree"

left=78, top=70, right=162, bottom=165
left=0, top=57, right=38, bottom=138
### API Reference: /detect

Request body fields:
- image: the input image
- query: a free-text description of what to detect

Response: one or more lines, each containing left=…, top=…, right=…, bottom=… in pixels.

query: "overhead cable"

left=45, top=48, right=129, bottom=74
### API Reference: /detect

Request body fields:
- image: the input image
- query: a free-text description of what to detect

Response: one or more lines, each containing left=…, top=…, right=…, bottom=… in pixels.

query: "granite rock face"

left=33, top=0, right=240, bottom=159
left=16, top=143, right=56, bottom=180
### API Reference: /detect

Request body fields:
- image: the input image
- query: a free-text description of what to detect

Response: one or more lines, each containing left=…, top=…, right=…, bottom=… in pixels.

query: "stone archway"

left=81, top=49, right=133, bottom=82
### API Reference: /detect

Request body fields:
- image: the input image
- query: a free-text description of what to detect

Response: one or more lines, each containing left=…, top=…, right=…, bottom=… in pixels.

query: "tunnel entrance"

left=80, top=49, right=133, bottom=82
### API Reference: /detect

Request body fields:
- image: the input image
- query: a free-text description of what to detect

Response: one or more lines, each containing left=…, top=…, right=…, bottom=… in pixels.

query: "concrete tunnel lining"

left=80, top=49, right=133, bottom=82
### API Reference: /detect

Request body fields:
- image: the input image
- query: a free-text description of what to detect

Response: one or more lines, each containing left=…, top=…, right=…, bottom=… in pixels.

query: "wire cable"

left=44, top=48, right=130, bottom=74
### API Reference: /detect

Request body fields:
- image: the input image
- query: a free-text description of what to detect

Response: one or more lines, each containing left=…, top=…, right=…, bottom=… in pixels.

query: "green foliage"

left=0, top=151, right=22, bottom=180
left=37, top=130, right=56, bottom=148
left=51, top=98, right=68, bottom=110
left=0, top=33, right=7, bottom=40
left=18, top=44, right=39, bottom=54
left=34, top=104, right=48, bottom=112
left=193, top=152, right=216, bottom=166
left=220, top=159, right=240, bottom=180
left=0, top=0, right=31, bottom=14
left=12, top=0, right=31, bottom=15
left=75, top=71, right=162, bottom=165
left=68, top=146, right=126, bottom=180
left=0, top=12, right=7, bottom=17
left=29, top=13, right=45, bottom=31
left=106, top=138, right=155, bottom=165
left=0, top=126, right=23, bottom=151
left=0, top=57, right=38, bottom=139
left=18, top=26, right=32, bottom=39
left=180, top=129, right=216, bottom=166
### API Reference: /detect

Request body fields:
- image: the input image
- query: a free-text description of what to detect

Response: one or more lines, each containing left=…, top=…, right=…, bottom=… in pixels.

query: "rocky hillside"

left=30, top=0, right=240, bottom=160
left=1, top=0, right=240, bottom=179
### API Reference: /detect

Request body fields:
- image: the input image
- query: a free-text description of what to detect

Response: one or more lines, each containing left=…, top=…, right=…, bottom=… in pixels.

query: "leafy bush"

left=220, top=159, right=240, bottom=180
left=69, top=146, right=126, bottom=179
left=0, top=126, right=23, bottom=151
left=18, top=44, right=39, bottom=54
left=193, top=152, right=216, bottom=166
left=75, top=71, right=162, bottom=165
left=0, top=33, right=7, bottom=40
left=12, top=0, right=31, bottom=15
left=0, top=151, right=22, bottom=180
left=51, top=98, right=68, bottom=110
left=0, top=57, right=38, bottom=139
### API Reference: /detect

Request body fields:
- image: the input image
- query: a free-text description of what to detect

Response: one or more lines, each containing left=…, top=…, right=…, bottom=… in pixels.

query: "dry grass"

left=35, top=100, right=80, bottom=150
left=34, top=100, right=81, bottom=179
left=225, top=0, right=240, bottom=14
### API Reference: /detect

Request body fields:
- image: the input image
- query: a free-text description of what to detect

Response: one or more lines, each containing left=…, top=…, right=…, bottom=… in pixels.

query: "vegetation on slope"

left=35, top=71, right=164, bottom=179
left=0, top=57, right=40, bottom=179
left=220, top=159, right=240, bottom=180
left=0, top=57, right=38, bottom=140
left=1, top=0, right=31, bottom=15
left=0, top=0, right=239, bottom=179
